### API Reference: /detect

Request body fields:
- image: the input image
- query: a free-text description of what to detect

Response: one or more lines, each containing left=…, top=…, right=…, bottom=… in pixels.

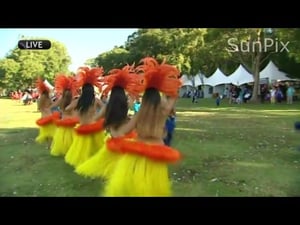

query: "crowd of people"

left=181, top=81, right=297, bottom=106
left=34, top=57, right=181, bottom=196
left=9, top=88, right=39, bottom=105
left=223, top=82, right=297, bottom=105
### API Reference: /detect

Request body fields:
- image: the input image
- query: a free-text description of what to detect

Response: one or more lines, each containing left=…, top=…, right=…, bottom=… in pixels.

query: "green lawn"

left=0, top=98, right=299, bottom=196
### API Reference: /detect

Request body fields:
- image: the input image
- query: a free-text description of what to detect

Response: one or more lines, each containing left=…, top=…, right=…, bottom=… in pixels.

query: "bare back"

left=78, top=102, right=98, bottom=125
left=38, top=97, right=52, bottom=118
left=136, top=106, right=166, bottom=145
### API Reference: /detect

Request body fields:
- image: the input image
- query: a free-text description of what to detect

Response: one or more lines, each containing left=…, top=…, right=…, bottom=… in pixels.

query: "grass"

left=0, top=97, right=300, bottom=197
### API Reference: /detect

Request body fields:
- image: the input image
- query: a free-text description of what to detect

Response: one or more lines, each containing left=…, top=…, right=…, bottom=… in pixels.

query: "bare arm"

left=162, top=96, right=177, bottom=116
left=95, top=97, right=104, bottom=109
left=37, top=98, right=41, bottom=111
left=49, top=96, right=62, bottom=109
left=127, top=95, right=135, bottom=109
left=114, top=113, right=138, bottom=137
left=65, top=98, right=78, bottom=112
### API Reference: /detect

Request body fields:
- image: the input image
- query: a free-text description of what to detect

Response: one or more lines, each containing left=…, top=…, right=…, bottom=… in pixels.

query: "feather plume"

left=55, top=74, right=78, bottom=97
left=107, top=137, right=181, bottom=163
left=75, top=118, right=104, bottom=135
left=35, top=77, right=50, bottom=94
left=136, top=57, right=182, bottom=97
left=76, top=66, right=104, bottom=89
left=102, top=64, right=145, bottom=96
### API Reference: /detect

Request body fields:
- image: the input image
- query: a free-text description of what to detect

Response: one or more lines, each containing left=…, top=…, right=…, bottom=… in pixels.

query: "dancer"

left=35, top=77, right=60, bottom=149
left=50, top=74, right=79, bottom=156
left=64, top=67, right=106, bottom=168
left=75, top=65, right=144, bottom=180
left=103, top=57, right=182, bottom=196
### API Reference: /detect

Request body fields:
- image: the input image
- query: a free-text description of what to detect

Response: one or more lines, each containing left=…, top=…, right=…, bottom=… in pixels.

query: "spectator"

left=215, top=93, right=221, bottom=106
left=163, top=108, right=176, bottom=146
left=133, top=96, right=142, bottom=114
left=286, top=83, right=295, bottom=104
left=22, top=89, right=33, bottom=105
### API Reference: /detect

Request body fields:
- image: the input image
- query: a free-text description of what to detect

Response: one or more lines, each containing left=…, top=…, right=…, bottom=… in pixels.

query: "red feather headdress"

left=136, top=57, right=182, bottom=97
left=35, top=77, right=50, bottom=95
left=101, top=64, right=145, bottom=97
left=76, top=66, right=104, bottom=90
left=54, top=74, right=78, bottom=97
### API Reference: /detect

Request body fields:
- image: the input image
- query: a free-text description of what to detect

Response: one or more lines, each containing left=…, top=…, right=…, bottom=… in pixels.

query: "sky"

left=0, top=28, right=138, bottom=72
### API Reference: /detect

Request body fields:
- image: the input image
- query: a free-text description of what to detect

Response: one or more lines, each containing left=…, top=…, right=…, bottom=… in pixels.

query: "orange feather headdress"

left=101, top=64, right=145, bottom=97
left=35, top=77, right=50, bottom=95
left=136, top=57, right=182, bottom=97
left=54, top=74, right=78, bottom=97
left=76, top=66, right=104, bottom=90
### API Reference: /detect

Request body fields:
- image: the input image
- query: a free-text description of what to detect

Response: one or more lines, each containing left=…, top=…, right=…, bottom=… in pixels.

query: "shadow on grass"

left=0, top=127, right=38, bottom=147
left=0, top=127, right=105, bottom=197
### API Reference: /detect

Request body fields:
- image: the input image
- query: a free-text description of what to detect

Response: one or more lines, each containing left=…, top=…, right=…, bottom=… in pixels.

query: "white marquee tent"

left=260, top=61, right=292, bottom=82
left=180, top=74, right=193, bottom=87
left=193, top=73, right=211, bottom=98
left=194, top=73, right=208, bottom=86
left=228, top=64, right=254, bottom=86
left=179, top=74, right=212, bottom=98
left=179, top=74, right=193, bottom=97
left=205, top=68, right=231, bottom=86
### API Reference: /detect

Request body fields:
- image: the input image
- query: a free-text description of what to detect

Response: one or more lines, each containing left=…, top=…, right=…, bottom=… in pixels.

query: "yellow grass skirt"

left=50, top=117, right=79, bottom=156
left=76, top=131, right=137, bottom=180
left=75, top=134, right=113, bottom=179
left=35, top=113, right=60, bottom=144
left=64, top=119, right=105, bottom=168
left=35, top=124, right=56, bottom=144
left=103, top=138, right=181, bottom=197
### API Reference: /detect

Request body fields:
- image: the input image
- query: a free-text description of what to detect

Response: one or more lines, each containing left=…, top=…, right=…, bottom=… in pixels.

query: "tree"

left=270, top=51, right=300, bottom=79
left=94, top=47, right=132, bottom=73
left=198, top=28, right=238, bottom=76
left=0, top=38, right=71, bottom=88
left=125, top=29, right=171, bottom=65
left=206, top=28, right=280, bottom=102
left=0, top=58, right=20, bottom=89
left=276, top=28, right=300, bottom=63
left=124, top=28, right=207, bottom=75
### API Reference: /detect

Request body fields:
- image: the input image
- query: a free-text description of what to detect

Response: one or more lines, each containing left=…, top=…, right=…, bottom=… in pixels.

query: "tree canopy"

left=1, top=29, right=299, bottom=100
left=0, top=38, right=71, bottom=90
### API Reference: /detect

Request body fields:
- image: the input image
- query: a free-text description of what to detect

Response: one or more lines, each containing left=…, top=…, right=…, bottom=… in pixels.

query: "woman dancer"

left=64, top=67, right=106, bottom=168
left=35, top=77, right=60, bottom=149
left=75, top=65, right=143, bottom=180
left=103, top=57, right=182, bottom=196
left=50, top=74, right=79, bottom=156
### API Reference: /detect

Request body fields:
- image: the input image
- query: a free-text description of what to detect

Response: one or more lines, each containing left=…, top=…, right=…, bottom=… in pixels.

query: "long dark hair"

left=142, top=88, right=161, bottom=110
left=104, top=86, right=128, bottom=130
left=135, top=87, right=166, bottom=139
left=75, top=83, right=95, bottom=115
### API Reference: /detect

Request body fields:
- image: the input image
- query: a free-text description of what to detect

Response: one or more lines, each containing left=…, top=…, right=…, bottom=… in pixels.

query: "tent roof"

left=228, top=64, right=254, bottom=86
left=260, top=61, right=292, bottom=81
left=194, top=73, right=208, bottom=86
left=205, top=68, right=231, bottom=86
left=180, top=74, right=193, bottom=86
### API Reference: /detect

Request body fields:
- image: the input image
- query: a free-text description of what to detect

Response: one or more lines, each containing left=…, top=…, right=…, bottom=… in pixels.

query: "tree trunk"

left=251, top=53, right=261, bottom=103
left=250, top=29, right=264, bottom=103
